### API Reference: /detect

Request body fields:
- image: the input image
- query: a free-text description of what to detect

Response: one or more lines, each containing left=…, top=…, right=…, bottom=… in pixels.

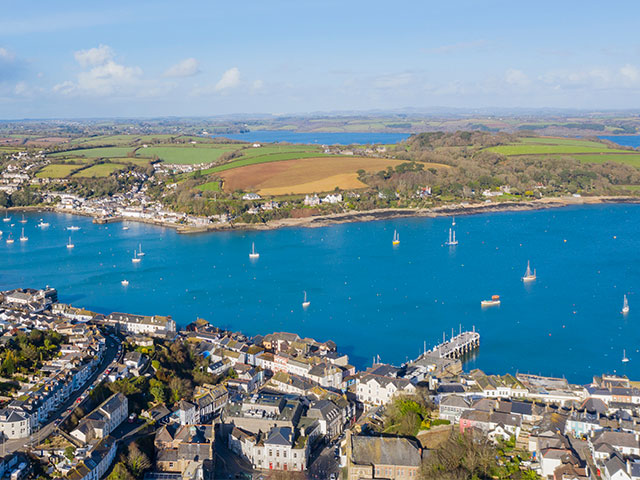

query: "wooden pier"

left=426, top=326, right=480, bottom=359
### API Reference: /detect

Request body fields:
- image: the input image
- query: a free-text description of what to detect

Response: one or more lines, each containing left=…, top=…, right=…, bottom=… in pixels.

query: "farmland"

left=36, top=164, right=80, bottom=178
left=487, top=144, right=629, bottom=156
left=51, top=146, right=137, bottom=159
left=72, top=163, right=125, bottom=178
left=217, top=156, right=445, bottom=195
left=136, top=145, right=235, bottom=164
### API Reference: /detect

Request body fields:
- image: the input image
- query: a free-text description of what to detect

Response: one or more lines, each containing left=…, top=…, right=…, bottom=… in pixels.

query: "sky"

left=1, top=0, right=640, bottom=119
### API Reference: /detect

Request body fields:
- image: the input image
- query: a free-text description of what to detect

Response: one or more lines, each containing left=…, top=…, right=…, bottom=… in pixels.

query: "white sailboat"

left=19, top=228, right=28, bottom=242
left=132, top=250, right=141, bottom=263
left=623, top=349, right=630, bottom=363
left=392, top=230, right=400, bottom=246
left=121, top=280, right=129, bottom=286
left=249, top=242, right=259, bottom=260
left=19, top=214, right=27, bottom=224
left=445, top=228, right=458, bottom=246
left=137, top=243, right=145, bottom=257
left=6, top=232, right=14, bottom=244
left=522, top=261, right=536, bottom=282
left=66, top=237, right=74, bottom=249
left=3, top=212, right=10, bottom=223
left=302, top=291, right=310, bottom=309
left=622, top=295, right=630, bottom=315
left=38, top=220, right=50, bottom=228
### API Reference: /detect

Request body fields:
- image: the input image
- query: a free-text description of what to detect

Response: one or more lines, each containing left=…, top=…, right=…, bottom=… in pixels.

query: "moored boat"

left=622, top=295, right=630, bottom=315
left=522, top=261, right=536, bottom=282
left=481, top=295, right=501, bottom=307
left=302, top=291, right=310, bottom=309
left=445, top=228, right=458, bottom=246
left=249, top=242, right=259, bottom=260
left=392, top=230, right=400, bottom=246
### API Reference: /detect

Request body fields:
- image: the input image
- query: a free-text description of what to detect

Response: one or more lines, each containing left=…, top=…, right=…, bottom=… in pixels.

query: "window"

left=276, top=451, right=279, bottom=457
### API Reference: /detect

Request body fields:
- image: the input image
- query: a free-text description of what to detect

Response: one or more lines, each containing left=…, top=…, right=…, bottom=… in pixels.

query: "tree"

left=127, top=444, right=151, bottom=478
left=149, top=379, right=166, bottom=404
left=64, top=446, right=76, bottom=461
left=108, top=462, right=134, bottom=480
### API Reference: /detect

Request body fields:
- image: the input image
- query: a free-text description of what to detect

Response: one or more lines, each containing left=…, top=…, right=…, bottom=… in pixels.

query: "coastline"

left=6, top=195, right=640, bottom=233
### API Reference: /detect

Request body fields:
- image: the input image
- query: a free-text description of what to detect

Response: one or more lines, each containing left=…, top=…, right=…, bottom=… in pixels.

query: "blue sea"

left=211, top=130, right=411, bottom=145
left=599, top=135, right=640, bottom=148
left=1, top=205, right=639, bottom=383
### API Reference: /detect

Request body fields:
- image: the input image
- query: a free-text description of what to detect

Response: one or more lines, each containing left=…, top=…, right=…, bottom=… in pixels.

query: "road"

left=0, top=331, right=122, bottom=454
left=308, top=439, right=341, bottom=480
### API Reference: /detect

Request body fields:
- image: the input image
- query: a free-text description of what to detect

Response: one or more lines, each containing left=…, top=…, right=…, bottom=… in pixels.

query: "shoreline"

left=4, top=195, right=640, bottom=233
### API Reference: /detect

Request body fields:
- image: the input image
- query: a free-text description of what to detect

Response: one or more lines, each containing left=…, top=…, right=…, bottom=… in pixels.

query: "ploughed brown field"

left=219, top=156, right=448, bottom=195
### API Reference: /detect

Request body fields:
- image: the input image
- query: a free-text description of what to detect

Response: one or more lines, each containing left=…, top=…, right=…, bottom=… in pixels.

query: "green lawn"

left=72, top=163, right=125, bottom=178
left=110, top=157, right=152, bottom=167
left=235, top=144, right=321, bottom=159
left=51, top=146, right=138, bottom=158
left=36, top=164, right=80, bottom=178
left=197, top=181, right=222, bottom=192
left=136, top=145, right=235, bottom=164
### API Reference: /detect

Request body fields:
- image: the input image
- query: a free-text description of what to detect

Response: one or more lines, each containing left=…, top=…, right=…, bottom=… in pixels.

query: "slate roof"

left=265, top=427, right=292, bottom=446
left=351, top=435, right=421, bottom=467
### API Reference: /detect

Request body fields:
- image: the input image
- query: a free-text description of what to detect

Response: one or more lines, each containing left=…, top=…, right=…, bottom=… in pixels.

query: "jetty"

left=426, top=326, right=480, bottom=359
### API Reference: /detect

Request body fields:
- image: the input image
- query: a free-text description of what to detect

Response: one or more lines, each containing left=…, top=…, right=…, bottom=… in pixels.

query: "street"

left=0, top=331, right=122, bottom=454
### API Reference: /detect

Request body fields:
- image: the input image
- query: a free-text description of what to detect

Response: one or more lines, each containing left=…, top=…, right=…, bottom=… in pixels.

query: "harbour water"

left=600, top=135, right=640, bottom=148
left=212, top=130, right=411, bottom=145
left=1, top=205, right=639, bottom=383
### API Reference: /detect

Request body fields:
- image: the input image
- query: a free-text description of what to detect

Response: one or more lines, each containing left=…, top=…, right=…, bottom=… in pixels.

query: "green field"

left=52, top=146, right=139, bottom=159
left=111, top=157, right=152, bottom=167
left=575, top=153, right=640, bottom=167
left=518, top=137, right=610, bottom=147
left=72, top=163, right=125, bottom=178
left=36, top=164, right=80, bottom=178
left=136, top=145, right=235, bottom=164
left=488, top=144, right=630, bottom=156
left=235, top=145, right=321, bottom=159
left=197, top=181, right=222, bottom=192
left=198, top=152, right=333, bottom=176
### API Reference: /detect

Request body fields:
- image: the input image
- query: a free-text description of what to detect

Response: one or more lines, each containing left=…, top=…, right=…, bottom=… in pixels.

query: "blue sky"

left=1, top=0, right=640, bottom=118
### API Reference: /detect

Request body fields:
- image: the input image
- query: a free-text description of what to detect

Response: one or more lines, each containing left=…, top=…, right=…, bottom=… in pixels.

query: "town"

left=0, top=286, right=637, bottom=480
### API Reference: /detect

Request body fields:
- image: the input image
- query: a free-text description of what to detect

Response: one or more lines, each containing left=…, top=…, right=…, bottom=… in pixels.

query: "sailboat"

left=66, top=237, right=74, bottom=249
left=392, top=230, right=400, bottom=246
left=19, top=228, right=28, bottom=242
left=622, top=295, right=630, bottom=315
left=452, top=217, right=456, bottom=227
left=132, top=250, right=141, bottom=263
left=445, top=228, right=458, bottom=246
left=19, top=214, right=27, bottom=224
left=622, top=349, right=630, bottom=363
left=121, top=280, right=129, bottom=287
left=137, top=243, right=145, bottom=257
left=302, top=291, right=310, bottom=309
left=6, top=232, right=14, bottom=244
left=37, top=219, right=50, bottom=228
left=249, top=242, right=259, bottom=260
left=3, top=212, right=10, bottom=223
left=522, top=261, right=536, bottom=282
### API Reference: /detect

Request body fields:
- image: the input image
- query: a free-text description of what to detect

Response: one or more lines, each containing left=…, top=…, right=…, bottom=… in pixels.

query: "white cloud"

left=373, top=73, right=413, bottom=89
left=620, top=64, right=640, bottom=84
left=505, top=69, right=530, bottom=87
left=55, top=45, right=152, bottom=96
left=74, top=44, right=114, bottom=67
left=0, top=47, right=14, bottom=61
left=164, top=58, right=200, bottom=78
left=250, top=79, right=264, bottom=93
left=215, top=67, right=240, bottom=91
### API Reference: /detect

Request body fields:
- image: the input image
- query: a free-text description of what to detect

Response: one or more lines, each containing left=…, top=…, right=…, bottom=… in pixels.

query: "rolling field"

left=72, top=164, right=125, bottom=178
left=488, top=144, right=629, bottom=156
left=517, top=137, right=609, bottom=147
left=36, top=164, right=80, bottom=178
left=51, top=146, right=138, bottom=159
left=136, top=145, right=234, bottom=164
left=575, top=153, right=640, bottom=167
left=197, top=181, right=222, bottom=192
left=200, top=152, right=333, bottom=176
left=218, top=156, right=445, bottom=195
